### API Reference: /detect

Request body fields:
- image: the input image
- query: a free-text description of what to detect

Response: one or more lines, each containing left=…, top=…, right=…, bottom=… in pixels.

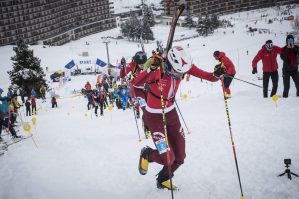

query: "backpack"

left=0, top=97, right=9, bottom=118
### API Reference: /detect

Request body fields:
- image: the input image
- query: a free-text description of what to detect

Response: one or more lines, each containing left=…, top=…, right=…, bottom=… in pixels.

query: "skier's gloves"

left=213, top=64, right=226, bottom=78
left=151, top=54, right=163, bottom=68
left=252, top=67, right=257, bottom=74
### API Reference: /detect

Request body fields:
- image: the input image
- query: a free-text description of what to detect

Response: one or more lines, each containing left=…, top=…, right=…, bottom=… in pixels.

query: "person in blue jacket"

left=0, top=88, right=20, bottom=141
left=115, top=85, right=130, bottom=110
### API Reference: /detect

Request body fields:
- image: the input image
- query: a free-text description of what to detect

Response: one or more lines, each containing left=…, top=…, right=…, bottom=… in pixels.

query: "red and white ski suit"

left=217, top=52, right=236, bottom=96
left=134, top=64, right=218, bottom=177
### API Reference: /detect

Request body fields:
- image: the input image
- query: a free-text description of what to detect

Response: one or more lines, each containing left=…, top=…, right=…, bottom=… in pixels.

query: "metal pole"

left=102, top=37, right=111, bottom=68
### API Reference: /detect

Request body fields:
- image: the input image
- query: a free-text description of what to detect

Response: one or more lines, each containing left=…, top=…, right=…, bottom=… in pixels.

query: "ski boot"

left=138, top=146, right=153, bottom=175
left=156, top=171, right=178, bottom=191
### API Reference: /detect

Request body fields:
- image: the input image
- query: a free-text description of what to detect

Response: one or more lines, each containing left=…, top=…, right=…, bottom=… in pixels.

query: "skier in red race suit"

left=213, top=51, right=236, bottom=98
left=119, top=51, right=150, bottom=136
left=136, top=46, right=226, bottom=190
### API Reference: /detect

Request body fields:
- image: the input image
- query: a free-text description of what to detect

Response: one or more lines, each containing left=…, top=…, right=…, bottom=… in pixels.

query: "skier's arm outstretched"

left=119, top=61, right=136, bottom=78
left=187, top=64, right=219, bottom=82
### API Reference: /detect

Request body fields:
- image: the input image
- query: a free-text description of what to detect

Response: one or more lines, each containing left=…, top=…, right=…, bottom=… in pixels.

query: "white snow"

left=0, top=5, right=299, bottom=199
left=112, top=0, right=162, bottom=14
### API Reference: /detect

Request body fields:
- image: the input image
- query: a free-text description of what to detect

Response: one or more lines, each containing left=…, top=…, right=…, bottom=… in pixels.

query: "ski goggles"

left=165, top=62, right=184, bottom=80
left=287, top=38, right=294, bottom=46
left=265, top=40, right=273, bottom=51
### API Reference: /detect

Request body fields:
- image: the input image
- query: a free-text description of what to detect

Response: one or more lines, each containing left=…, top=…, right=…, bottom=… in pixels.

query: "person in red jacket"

left=31, top=97, right=37, bottom=115
left=119, top=51, right=149, bottom=136
left=252, top=40, right=282, bottom=98
left=213, top=51, right=236, bottom=98
left=84, top=81, right=91, bottom=92
left=136, top=46, right=224, bottom=190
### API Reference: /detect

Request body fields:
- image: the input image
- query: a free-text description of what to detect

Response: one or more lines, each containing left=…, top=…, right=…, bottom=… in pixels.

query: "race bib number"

left=139, top=99, right=146, bottom=107
left=155, top=138, right=167, bottom=154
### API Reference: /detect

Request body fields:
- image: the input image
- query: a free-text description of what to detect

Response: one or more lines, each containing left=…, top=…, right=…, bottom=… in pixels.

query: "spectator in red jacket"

left=85, top=81, right=91, bottom=92
left=213, top=51, right=236, bottom=98
left=31, top=97, right=37, bottom=115
left=252, top=40, right=282, bottom=98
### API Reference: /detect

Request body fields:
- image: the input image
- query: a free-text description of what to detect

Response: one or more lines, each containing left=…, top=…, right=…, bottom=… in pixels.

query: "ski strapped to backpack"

left=162, top=1, right=186, bottom=59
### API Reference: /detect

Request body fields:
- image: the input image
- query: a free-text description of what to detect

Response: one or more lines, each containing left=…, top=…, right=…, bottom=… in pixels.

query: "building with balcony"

left=0, top=0, right=116, bottom=46
left=163, top=0, right=297, bottom=17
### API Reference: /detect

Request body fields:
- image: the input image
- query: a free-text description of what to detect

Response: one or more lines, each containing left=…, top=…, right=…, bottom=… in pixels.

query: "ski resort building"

left=0, top=0, right=116, bottom=46
left=163, top=0, right=298, bottom=16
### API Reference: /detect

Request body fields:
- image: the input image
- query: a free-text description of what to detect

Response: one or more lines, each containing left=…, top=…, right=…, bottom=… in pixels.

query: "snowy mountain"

left=0, top=4, right=299, bottom=199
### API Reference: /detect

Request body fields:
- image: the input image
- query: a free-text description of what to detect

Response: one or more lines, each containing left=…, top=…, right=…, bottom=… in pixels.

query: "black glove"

left=143, top=83, right=150, bottom=92
left=252, top=67, right=257, bottom=74
left=150, top=55, right=163, bottom=69
left=213, top=64, right=226, bottom=78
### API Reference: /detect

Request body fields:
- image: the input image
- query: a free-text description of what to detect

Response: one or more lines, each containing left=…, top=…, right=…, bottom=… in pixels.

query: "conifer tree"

left=143, top=4, right=155, bottom=27
left=8, top=39, right=46, bottom=97
left=185, top=8, right=194, bottom=29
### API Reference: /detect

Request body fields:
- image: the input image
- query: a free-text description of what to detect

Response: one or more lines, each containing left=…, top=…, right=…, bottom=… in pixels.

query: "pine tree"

left=204, top=15, right=214, bottom=36
left=143, top=4, right=155, bottom=27
left=294, top=16, right=299, bottom=31
left=8, top=39, right=46, bottom=97
left=196, top=16, right=207, bottom=36
left=142, top=23, right=155, bottom=42
left=196, top=15, right=216, bottom=36
left=185, top=9, right=194, bottom=29
left=210, top=14, right=220, bottom=30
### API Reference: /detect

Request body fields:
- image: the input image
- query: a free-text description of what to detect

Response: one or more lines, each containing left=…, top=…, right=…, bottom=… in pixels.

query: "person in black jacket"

left=280, top=34, right=299, bottom=98
left=25, top=98, right=31, bottom=116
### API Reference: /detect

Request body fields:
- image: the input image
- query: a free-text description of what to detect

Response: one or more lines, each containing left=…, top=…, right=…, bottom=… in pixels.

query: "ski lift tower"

left=102, top=37, right=111, bottom=68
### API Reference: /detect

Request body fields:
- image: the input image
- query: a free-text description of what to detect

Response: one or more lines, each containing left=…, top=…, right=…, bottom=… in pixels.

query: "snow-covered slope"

left=0, top=5, right=299, bottom=199
left=112, top=0, right=162, bottom=13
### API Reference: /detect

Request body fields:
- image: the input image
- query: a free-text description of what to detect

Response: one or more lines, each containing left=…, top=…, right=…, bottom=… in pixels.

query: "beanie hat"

left=213, top=51, right=220, bottom=59
left=286, top=35, right=294, bottom=45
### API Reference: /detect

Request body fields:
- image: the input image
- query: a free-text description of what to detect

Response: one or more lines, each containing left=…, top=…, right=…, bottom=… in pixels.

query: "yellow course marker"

left=23, top=122, right=38, bottom=148
left=183, top=93, right=188, bottom=100
left=31, top=117, right=38, bottom=134
left=271, top=95, right=279, bottom=107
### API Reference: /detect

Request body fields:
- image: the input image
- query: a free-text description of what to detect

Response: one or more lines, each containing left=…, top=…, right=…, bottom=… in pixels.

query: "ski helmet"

left=265, top=40, right=273, bottom=51
left=167, top=46, right=192, bottom=73
left=134, top=51, right=147, bottom=65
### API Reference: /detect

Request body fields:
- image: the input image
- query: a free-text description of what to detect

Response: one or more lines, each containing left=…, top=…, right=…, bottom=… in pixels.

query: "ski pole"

left=174, top=99, right=190, bottom=134
left=224, top=74, right=265, bottom=89
left=220, top=81, right=245, bottom=199
left=132, top=104, right=142, bottom=142
left=158, top=68, right=174, bottom=199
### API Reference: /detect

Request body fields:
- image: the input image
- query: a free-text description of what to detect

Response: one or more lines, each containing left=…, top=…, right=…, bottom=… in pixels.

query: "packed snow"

left=0, top=5, right=299, bottom=199
left=112, top=0, right=162, bottom=14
